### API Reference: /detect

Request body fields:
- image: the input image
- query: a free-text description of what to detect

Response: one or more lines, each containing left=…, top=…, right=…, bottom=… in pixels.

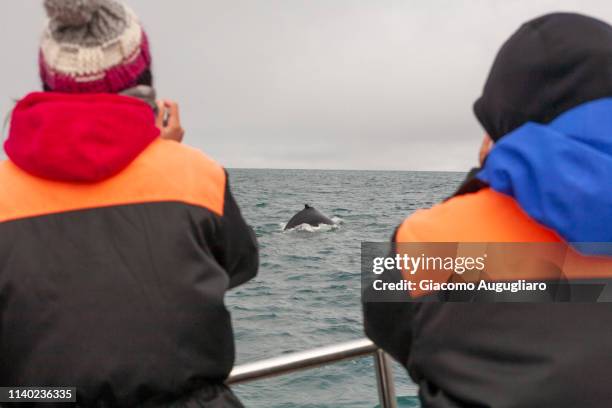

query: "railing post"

left=373, top=350, right=397, bottom=408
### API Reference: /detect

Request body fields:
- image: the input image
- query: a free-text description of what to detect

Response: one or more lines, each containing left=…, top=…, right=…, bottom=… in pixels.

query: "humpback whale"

left=284, top=205, right=334, bottom=230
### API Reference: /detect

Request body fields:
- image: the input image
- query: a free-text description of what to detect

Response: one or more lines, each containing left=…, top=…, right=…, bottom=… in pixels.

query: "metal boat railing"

left=227, top=338, right=398, bottom=408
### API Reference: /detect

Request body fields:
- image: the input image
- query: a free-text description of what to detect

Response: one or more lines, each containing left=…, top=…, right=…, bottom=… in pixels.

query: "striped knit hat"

left=40, top=0, right=152, bottom=93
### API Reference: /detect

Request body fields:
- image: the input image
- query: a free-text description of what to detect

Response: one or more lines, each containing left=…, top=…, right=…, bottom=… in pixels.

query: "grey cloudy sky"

left=2, top=1, right=612, bottom=170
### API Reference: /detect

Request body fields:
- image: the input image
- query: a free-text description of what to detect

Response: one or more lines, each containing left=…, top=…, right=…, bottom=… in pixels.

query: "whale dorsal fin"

left=304, top=204, right=311, bottom=209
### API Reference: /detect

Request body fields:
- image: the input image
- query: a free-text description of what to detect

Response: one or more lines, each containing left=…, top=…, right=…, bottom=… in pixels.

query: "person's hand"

left=479, top=134, right=493, bottom=166
left=156, top=100, right=185, bottom=143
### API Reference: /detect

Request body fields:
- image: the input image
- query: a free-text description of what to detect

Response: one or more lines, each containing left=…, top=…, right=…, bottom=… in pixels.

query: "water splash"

left=281, top=217, right=344, bottom=233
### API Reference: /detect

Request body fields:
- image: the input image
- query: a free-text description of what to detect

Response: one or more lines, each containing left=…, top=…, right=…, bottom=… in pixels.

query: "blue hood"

left=477, top=98, right=612, bottom=255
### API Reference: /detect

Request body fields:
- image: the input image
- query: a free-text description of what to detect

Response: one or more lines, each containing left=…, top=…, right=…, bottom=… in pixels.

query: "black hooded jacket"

left=0, top=92, right=258, bottom=407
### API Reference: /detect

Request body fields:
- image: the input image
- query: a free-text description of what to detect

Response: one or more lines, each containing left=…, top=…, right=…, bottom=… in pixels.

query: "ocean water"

left=226, top=169, right=466, bottom=408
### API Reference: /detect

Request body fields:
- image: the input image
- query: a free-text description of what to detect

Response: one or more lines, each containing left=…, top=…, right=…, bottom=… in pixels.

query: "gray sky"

left=2, top=1, right=612, bottom=171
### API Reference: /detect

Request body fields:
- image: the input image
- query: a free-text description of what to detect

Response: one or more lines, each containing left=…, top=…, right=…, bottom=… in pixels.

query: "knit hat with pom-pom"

left=40, top=0, right=152, bottom=93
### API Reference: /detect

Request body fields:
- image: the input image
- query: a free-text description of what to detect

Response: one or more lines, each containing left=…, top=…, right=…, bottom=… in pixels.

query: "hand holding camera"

left=156, top=100, right=185, bottom=143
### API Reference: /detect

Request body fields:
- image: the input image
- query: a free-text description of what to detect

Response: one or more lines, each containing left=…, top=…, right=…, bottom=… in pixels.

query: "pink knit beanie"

left=40, top=0, right=152, bottom=93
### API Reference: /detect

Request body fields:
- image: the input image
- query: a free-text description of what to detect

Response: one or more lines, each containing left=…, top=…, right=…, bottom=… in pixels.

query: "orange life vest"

left=396, top=188, right=612, bottom=283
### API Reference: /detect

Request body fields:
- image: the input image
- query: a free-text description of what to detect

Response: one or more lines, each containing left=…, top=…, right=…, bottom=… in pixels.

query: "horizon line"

left=226, top=167, right=468, bottom=173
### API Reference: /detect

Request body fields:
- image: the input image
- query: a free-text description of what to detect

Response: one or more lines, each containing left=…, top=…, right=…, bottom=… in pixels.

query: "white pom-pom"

left=44, top=0, right=102, bottom=27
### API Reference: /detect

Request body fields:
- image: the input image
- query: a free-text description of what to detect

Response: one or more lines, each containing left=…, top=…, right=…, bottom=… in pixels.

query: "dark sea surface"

left=226, top=169, right=466, bottom=408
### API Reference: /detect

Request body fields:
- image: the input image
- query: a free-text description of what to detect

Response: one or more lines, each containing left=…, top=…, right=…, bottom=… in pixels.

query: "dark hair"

left=42, top=68, right=154, bottom=93
left=134, top=68, right=153, bottom=88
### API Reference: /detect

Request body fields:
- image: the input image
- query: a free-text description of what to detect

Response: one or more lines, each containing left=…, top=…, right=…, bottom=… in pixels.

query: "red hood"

left=5, top=92, right=160, bottom=182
